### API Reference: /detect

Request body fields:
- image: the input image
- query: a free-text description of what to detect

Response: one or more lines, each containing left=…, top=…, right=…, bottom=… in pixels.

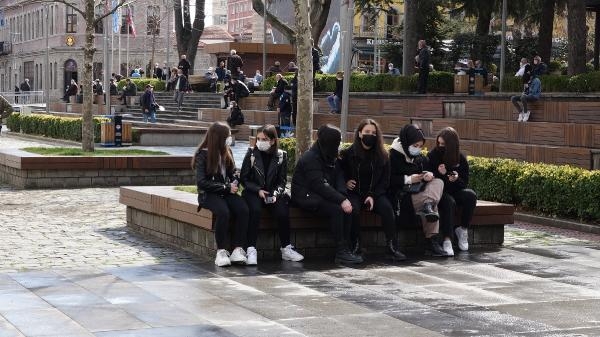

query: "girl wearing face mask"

left=193, top=122, right=249, bottom=267
left=389, top=124, right=449, bottom=257
left=426, top=127, right=477, bottom=255
left=338, top=119, right=406, bottom=261
left=240, top=125, right=304, bottom=265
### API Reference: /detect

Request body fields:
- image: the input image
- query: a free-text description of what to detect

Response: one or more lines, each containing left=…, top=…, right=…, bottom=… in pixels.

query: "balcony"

left=0, top=41, right=12, bottom=55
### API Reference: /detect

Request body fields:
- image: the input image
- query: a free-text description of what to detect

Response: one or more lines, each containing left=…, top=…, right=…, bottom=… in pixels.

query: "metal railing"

left=0, top=91, right=46, bottom=105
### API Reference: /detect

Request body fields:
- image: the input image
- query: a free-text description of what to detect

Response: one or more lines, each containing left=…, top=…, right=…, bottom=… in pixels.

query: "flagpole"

left=127, top=5, right=130, bottom=77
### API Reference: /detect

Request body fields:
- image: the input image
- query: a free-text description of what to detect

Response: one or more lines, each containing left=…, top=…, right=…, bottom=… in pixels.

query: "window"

left=219, top=15, right=227, bottom=25
left=95, top=5, right=104, bottom=34
left=120, top=5, right=134, bottom=35
left=361, top=14, right=375, bottom=34
left=66, top=6, right=77, bottom=33
left=23, top=61, right=34, bottom=87
left=147, top=5, right=160, bottom=35
left=54, top=62, right=58, bottom=89
left=50, top=6, right=54, bottom=35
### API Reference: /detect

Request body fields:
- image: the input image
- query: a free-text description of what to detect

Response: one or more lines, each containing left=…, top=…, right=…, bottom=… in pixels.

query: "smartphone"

left=265, top=196, right=275, bottom=204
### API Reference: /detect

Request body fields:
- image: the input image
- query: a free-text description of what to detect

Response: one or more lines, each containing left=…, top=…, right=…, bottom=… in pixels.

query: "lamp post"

left=263, top=0, right=267, bottom=79
left=499, top=0, right=507, bottom=92
left=340, top=0, right=353, bottom=141
left=45, top=4, right=50, bottom=113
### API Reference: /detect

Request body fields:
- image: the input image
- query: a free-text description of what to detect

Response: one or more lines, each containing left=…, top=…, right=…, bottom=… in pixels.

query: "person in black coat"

left=416, top=40, right=430, bottom=94
left=226, top=101, right=244, bottom=127
left=338, top=119, right=406, bottom=261
left=227, top=49, right=244, bottom=78
left=426, top=127, right=477, bottom=254
left=109, top=78, right=118, bottom=96
left=240, top=125, right=304, bottom=265
left=193, top=122, right=249, bottom=267
left=173, top=69, right=188, bottom=112
left=389, top=124, right=449, bottom=256
left=291, top=124, right=363, bottom=264
left=267, top=74, right=288, bottom=110
left=327, top=72, right=343, bottom=114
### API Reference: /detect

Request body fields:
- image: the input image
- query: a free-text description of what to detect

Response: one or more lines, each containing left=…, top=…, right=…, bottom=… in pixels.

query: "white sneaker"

left=246, top=247, right=257, bottom=265
left=455, top=227, right=469, bottom=251
left=442, top=239, right=454, bottom=256
left=214, top=249, right=231, bottom=267
left=523, top=111, right=530, bottom=122
left=517, top=112, right=524, bottom=122
left=281, top=244, right=304, bottom=262
left=230, top=247, right=247, bottom=264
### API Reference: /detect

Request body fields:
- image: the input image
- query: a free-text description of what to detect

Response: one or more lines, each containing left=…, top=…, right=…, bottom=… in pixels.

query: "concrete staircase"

left=120, top=92, right=222, bottom=129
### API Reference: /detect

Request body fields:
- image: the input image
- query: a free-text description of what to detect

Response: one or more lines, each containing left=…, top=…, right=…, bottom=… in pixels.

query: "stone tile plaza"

left=1, top=134, right=600, bottom=336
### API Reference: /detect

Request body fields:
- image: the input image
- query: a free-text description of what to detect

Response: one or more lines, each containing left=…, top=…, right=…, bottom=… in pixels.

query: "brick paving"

left=1, top=133, right=600, bottom=336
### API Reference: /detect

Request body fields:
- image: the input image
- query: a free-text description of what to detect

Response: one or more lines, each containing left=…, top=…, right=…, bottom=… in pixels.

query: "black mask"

left=361, top=134, right=377, bottom=148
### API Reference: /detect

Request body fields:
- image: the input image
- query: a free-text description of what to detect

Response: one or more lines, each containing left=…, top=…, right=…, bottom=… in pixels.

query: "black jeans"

left=244, top=192, right=291, bottom=248
left=312, top=200, right=351, bottom=245
left=348, top=193, right=397, bottom=243
left=418, top=69, right=429, bottom=94
left=203, top=193, right=249, bottom=249
left=438, top=189, right=477, bottom=238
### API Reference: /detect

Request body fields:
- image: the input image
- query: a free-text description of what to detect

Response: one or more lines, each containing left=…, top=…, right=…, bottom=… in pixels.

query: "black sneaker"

left=386, top=240, right=407, bottom=261
left=417, top=202, right=439, bottom=222
left=426, top=238, right=448, bottom=257
left=334, top=248, right=363, bottom=264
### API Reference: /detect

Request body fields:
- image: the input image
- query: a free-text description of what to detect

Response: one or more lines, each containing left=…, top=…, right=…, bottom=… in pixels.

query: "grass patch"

left=175, top=186, right=197, bottom=193
left=22, top=147, right=169, bottom=156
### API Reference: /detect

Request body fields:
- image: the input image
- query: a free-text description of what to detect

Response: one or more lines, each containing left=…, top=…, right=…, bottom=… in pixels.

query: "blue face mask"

left=408, top=145, right=422, bottom=156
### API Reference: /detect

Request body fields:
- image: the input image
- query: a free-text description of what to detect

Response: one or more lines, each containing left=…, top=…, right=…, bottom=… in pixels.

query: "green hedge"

left=278, top=137, right=600, bottom=222
left=6, top=113, right=106, bottom=143
left=262, top=72, right=454, bottom=94
left=117, top=78, right=165, bottom=92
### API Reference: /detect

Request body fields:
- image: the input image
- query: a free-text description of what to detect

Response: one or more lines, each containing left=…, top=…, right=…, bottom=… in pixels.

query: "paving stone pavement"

left=1, top=134, right=600, bottom=336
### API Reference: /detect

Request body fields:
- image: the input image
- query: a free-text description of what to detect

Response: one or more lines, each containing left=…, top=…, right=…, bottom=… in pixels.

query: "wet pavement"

left=1, top=133, right=600, bottom=336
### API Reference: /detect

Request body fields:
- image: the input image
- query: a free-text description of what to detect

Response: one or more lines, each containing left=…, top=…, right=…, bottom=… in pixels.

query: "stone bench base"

left=120, top=186, right=513, bottom=259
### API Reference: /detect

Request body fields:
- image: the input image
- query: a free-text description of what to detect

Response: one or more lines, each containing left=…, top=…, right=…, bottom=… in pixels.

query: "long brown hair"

left=257, top=124, right=279, bottom=154
left=353, top=118, right=388, bottom=163
left=436, top=126, right=460, bottom=167
left=192, top=122, right=234, bottom=175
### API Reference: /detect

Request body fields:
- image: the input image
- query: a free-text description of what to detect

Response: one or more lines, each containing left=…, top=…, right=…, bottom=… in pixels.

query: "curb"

left=514, top=212, right=600, bottom=235
left=4, top=132, right=83, bottom=147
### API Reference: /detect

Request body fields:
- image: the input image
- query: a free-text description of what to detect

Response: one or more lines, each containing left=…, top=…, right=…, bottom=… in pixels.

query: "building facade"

left=0, top=0, right=174, bottom=101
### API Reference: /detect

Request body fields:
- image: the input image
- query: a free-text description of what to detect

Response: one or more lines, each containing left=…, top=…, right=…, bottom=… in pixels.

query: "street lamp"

left=45, top=4, right=50, bottom=113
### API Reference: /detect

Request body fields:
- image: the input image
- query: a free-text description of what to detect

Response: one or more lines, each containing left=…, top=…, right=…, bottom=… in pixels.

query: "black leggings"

left=348, top=193, right=397, bottom=243
left=438, top=189, right=477, bottom=238
left=313, top=200, right=351, bottom=244
left=203, top=193, right=249, bottom=249
left=244, top=192, right=291, bottom=248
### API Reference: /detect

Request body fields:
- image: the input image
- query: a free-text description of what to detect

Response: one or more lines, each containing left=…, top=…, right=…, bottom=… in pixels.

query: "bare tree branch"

left=252, top=0, right=296, bottom=43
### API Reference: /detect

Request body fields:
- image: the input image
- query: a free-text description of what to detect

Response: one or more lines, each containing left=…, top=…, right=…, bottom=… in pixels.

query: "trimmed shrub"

left=6, top=113, right=106, bottom=143
left=117, top=78, right=165, bottom=91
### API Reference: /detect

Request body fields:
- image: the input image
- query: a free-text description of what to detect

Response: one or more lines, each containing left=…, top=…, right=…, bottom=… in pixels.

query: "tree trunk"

left=475, top=5, right=492, bottom=36
left=293, top=0, right=314, bottom=160
left=310, top=0, right=332, bottom=44
left=174, top=0, right=205, bottom=74
left=402, top=0, right=418, bottom=76
left=82, top=0, right=96, bottom=152
left=567, top=0, right=587, bottom=75
left=538, top=0, right=555, bottom=63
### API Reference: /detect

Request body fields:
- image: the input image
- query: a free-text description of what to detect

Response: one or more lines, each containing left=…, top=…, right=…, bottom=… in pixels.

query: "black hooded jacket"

left=291, top=125, right=345, bottom=209
left=194, top=149, right=236, bottom=199
left=240, top=147, right=288, bottom=197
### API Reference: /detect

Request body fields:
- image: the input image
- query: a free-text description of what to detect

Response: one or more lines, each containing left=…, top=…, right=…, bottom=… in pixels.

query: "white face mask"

left=408, top=145, right=422, bottom=156
left=225, top=136, right=233, bottom=147
left=256, top=140, right=271, bottom=152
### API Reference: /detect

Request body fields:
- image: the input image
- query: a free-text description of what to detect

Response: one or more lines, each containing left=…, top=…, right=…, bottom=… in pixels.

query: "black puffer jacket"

left=338, top=143, right=389, bottom=198
left=240, top=147, right=287, bottom=197
left=194, top=149, right=236, bottom=207
left=291, top=145, right=345, bottom=210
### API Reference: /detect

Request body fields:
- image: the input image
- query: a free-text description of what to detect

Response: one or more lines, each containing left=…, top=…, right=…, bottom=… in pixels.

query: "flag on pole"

left=126, top=6, right=136, bottom=38
left=112, top=0, right=120, bottom=33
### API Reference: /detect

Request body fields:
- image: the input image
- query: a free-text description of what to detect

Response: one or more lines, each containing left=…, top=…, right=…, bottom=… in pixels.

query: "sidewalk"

left=1, top=133, right=600, bottom=336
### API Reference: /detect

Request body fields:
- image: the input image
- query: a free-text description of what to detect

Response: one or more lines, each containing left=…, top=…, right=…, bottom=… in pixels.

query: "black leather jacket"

left=194, top=149, right=236, bottom=206
left=240, top=147, right=287, bottom=197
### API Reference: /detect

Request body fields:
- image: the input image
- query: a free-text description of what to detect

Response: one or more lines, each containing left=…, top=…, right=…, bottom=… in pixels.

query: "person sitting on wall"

left=120, top=78, right=137, bottom=104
